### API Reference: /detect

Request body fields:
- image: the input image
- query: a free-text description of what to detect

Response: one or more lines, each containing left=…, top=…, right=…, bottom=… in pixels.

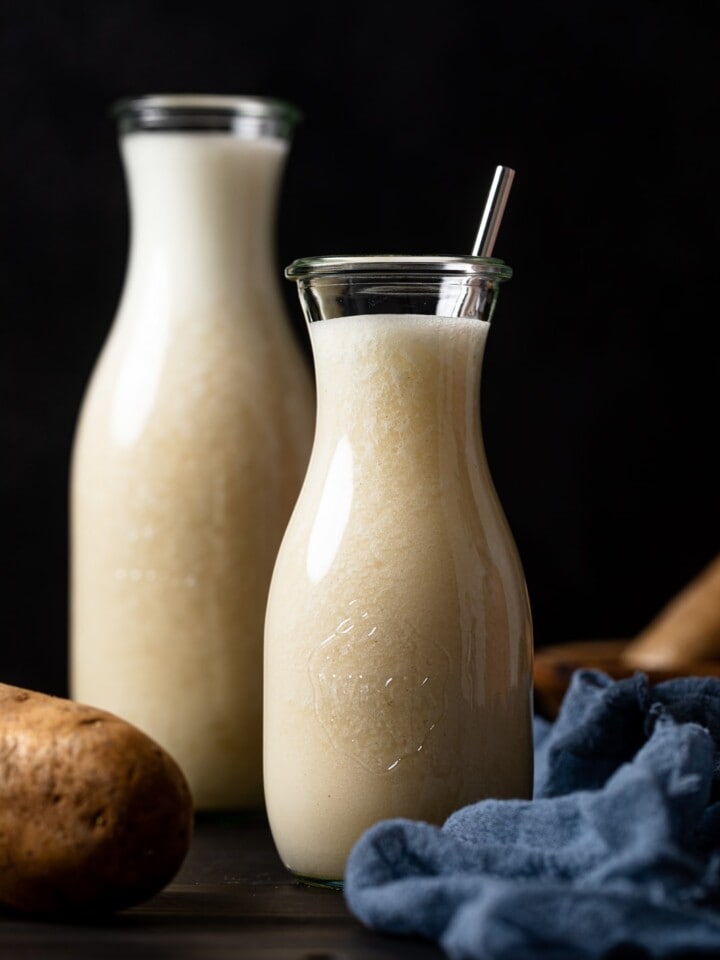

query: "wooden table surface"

left=0, top=812, right=443, bottom=960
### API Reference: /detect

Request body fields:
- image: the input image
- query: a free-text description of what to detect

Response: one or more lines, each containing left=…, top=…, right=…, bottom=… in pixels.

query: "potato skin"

left=0, top=683, right=193, bottom=915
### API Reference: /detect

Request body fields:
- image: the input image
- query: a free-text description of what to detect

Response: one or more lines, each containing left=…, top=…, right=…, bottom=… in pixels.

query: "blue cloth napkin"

left=344, top=669, right=720, bottom=959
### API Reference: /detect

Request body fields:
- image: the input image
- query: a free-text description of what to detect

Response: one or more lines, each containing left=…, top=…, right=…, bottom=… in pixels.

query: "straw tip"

left=472, top=164, right=516, bottom=258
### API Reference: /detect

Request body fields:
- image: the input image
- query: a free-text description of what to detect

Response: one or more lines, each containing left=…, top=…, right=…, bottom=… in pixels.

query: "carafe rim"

left=112, top=94, right=301, bottom=137
left=285, top=255, right=512, bottom=282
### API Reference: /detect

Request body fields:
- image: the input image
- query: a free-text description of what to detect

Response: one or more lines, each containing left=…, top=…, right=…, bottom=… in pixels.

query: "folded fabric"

left=344, top=670, right=720, bottom=959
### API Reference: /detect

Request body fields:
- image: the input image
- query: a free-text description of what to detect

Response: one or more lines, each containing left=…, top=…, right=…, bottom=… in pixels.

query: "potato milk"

left=264, top=312, right=533, bottom=881
left=71, top=127, right=314, bottom=809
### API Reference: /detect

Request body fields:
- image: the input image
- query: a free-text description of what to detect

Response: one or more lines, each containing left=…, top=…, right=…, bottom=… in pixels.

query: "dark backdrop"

left=2, top=0, right=718, bottom=697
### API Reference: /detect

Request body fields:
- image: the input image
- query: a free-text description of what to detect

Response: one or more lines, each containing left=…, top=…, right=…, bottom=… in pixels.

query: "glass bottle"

left=70, top=95, right=314, bottom=811
left=264, top=255, right=533, bottom=884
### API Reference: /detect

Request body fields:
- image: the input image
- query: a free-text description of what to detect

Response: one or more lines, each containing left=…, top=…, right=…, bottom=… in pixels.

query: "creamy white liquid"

left=70, top=132, right=314, bottom=810
left=264, top=313, right=533, bottom=881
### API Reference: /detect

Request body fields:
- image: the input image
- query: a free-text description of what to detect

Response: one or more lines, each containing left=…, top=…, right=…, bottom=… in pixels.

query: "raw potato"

left=0, top=683, right=193, bottom=915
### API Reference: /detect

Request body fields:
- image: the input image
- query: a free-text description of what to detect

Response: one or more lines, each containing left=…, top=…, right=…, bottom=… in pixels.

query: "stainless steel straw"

left=472, top=165, right=515, bottom=257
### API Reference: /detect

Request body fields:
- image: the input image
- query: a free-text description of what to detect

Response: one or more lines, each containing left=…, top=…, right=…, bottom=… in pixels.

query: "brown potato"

left=0, top=682, right=193, bottom=915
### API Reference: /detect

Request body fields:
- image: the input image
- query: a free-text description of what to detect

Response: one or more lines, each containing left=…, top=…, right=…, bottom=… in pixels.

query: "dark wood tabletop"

left=0, top=812, right=443, bottom=959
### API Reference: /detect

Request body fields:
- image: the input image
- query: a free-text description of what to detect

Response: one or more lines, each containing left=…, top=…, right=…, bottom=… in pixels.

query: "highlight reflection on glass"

left=306, top=434, right=353, bottom=584
left=110, top=255, right=171, bottom=447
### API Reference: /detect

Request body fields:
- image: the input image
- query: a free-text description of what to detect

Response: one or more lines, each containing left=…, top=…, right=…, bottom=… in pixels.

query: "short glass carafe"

left=264, top=255, right=533, bottom=885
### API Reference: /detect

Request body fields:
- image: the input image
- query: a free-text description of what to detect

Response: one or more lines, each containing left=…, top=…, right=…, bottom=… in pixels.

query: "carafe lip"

left=112, top=94, right=301, bottom=138
left=285, top=255, right=512, bottom=282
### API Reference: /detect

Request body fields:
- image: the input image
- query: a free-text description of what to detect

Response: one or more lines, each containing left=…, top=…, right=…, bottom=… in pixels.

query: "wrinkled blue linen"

left=344, top=670, right=720, bottom=959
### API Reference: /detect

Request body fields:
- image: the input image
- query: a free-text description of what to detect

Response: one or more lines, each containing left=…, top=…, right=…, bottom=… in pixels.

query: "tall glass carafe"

left=264, top=256, right=533, bottom=884
left=70, top=95, right=315, bottom=811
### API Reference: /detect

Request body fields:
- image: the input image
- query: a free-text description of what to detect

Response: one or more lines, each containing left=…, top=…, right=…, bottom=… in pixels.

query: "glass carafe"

left=264, top=255, right=533, bottom=885
left=70, top=95, right=315, bottom=811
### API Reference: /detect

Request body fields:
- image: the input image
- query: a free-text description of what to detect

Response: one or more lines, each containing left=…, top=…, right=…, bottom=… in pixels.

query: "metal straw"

left=472, top=165, right=515, bottom=257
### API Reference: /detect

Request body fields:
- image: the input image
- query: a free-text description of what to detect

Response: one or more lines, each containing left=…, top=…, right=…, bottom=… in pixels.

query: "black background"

left=2, top=0, right=718, bottom=698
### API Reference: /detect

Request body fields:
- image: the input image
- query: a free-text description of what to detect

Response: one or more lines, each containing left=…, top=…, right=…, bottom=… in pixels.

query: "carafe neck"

left=119, top=132, right=288, bottom=308
left=311, top=314, right=488, bottom=460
